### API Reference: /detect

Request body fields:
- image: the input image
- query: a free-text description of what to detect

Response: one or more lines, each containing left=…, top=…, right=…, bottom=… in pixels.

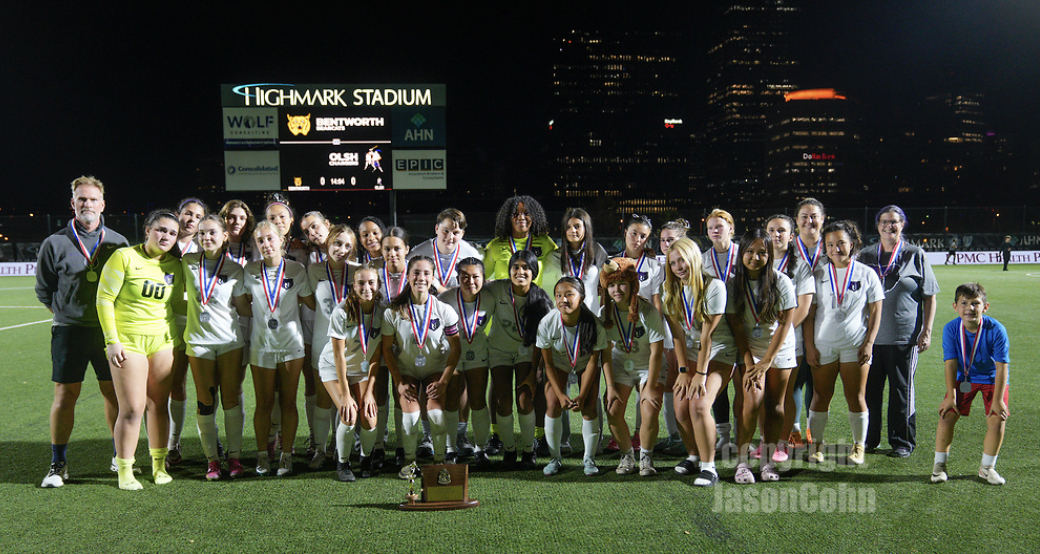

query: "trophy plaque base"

left=398, top=464, right=479, bottom=511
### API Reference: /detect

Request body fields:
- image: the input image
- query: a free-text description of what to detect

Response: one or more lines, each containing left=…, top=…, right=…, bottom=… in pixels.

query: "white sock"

left=981, top=453, right=998, bottom=468
left=305, top=393, right=316, bottom=439
left=376, top=403, right=389, bottom=451
left=336, top=421, right=355, bottom=464
left=687, top=454, right=700, bottom=463
left=498, top=412, right=515, bottom=451
left=401, top=411, right=421, bottom=462
left=224, top=405, right=245, bottom=459
left=808, top=410, right=829, bottom=445
left=428, top=409, right=447, bottom=461
left=582, top=417, right=600, bottom=462
left=545, top=415, right=563, bottom=458
left=934, top=451, right=948, bottom=464
left=716, top=421, right=731, bottom=441
left=640, top=448, right=653, bottom=459
left=470, top=407, right=490, bottom=452
left=700, top=460, right=717, bottom=474
left=168, top=399, right=186, bottom=446
left=359, top=425, right=377, bottom=458
left=848, top=411, right=869, bottom=446
left=313, top=406, right=331, bottom=454
left=518, top=411, right=536, bottom=452
left=197, top=412, right=218, bottom=462
left=663, top=392, right=678, bottom=436
left=445, top=410, right=459, bottom=454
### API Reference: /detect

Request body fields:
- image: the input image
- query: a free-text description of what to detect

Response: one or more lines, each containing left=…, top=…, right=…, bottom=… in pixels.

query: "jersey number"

left=142, top=281, right=167, bottom=300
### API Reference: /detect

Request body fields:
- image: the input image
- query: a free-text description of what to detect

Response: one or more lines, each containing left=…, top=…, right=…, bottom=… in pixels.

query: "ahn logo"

left=287, top=114, right=311, bottom=136
left=404, top=112, right=433, bottom=141
left=410, top=113, right=426, bottom=128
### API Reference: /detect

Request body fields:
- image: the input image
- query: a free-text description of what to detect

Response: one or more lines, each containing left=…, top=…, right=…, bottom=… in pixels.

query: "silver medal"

left=85, top=270, right=98, bottom=282
left=199, top=312, right=211, bottom=323
left=959, top=381, right=972, bottom=394
left=518, top=345, right=531, bottom=356
left=466, top=351, right=475, bottom=361
left=835, top=311, right=846, bottom=322
left=751, top=326, right=763, bottom=339
left=268, top=318, right=279, bottom=330
left=415, top=354, right=427, bottom=367
left=624, top=359, right=634, bottom=371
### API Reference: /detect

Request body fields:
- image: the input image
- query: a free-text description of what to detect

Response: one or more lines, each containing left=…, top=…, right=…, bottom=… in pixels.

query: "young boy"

left=931, top=283, right=1010, bottom=485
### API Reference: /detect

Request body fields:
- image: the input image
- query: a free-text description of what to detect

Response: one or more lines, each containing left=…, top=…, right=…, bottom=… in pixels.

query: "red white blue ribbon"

left=383, top=266, right=406, bottom=300
left=198, top=251, right=226, bottom=310
left=261, top=260, right=286, bottom=316
left=70, top=220, right=105, bottom=268
left=434, top=245, right=462, bottom=287
left=326, top=262, right=348, bottom=304
left=776, top=251, right=790, bottom=273
left=560, top=313, right=581, bottom=368
left=958, top=317, right=984, bottom=383
left=796, top=236, right=822, bottom=271
left=877, top=240, right=902, bottom=278
left=358, top=310, right=372, bottom=356
left=409, top=298, right=435, bottom=349
left=458, top=290, right=481, bottom=345
left=613, top=304, right=634, bottom=352
left=828, top=261, right=854, bottom=308
left=744, top=275, right=761, bottom=324
left=681, top=287, right=696, bottom=331
left=711, top=246, right=736, bottom=281
left=568, top=247, right=586, bottom=280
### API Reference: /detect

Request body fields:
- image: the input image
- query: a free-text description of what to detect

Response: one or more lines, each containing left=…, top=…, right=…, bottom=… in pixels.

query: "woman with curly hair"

left=483, top=195, right=557, bottom=291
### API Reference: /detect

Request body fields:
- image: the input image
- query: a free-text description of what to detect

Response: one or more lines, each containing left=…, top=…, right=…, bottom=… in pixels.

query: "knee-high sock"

left=428, top=409, right=448, bottom=461
left=197, top=412, right=219, bottom=462
left=498, top=412, right=515, bottom=450
left=393, top=405, right=404, bottom=449
left=305, top=393, right=316, bottom=439
left=470, top=407, right=490, bottom=452
left=375, top=403, right=389, bottom=451
left=582, top=417, right=601, bottom=461
left=401, top=411, right=421, bottom=462
left=663, top=392, right=678, bottom=436
left=445, top=410, right=459, bottom=453
left=518, top=411, right=536, bottom=452
left=808, top=410, right=829, bottom=445
left=168, top=399, right=186, bottom=446
left=545, top=415, right=563, bottom=459
left=848, top=411, right=869, bottom=446
left=792, top=386, right=805, bottom=432
left=224, top=404, right=245, bottom=459
left=336, top=421, right=355, bottom=464
left=359, top=424, right=378, bottom=458
left=313, top=407, right=331, bottom=454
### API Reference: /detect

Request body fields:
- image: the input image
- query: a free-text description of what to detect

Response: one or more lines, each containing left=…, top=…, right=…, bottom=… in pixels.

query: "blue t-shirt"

left=941, top=316, right=1010, bottom=385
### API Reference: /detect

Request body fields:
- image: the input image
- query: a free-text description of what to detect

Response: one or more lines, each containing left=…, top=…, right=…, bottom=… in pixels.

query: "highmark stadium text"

left=221, top=84, right=447, bottom=192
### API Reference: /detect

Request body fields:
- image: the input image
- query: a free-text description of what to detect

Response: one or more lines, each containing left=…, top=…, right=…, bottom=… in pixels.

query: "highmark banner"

left=221, top=84, right=446, bottom=192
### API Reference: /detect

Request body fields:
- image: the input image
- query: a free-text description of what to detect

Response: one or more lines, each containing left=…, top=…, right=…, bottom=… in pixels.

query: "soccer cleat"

left=616, top=452, right=637, bottom=475
left=693, top=469, right=719, bottom=487
left=166, top=443, right=183, bottom=466
left=788, top=430, right=805, bottom=448
left=583, top=458, right=600, bottom=476
left=111, top=456, right=142, bottom=475
left=889, top=447, right=912, bottom=458
left=806, top=442, right=825, bottom=464
left=751, top=444, right=762, bottom=459
left=256, top=452, right=270, bottom=476
left=673, top=459, right=697, bottom=475
left=445, top=451, right=458, bottom=465
left=604, top=437, right=620, bottom=454
left=456, top=435, right=475, bottom=458
left=534, top=437, right=550, bottom=458
left=306, top=434, right=317, bottom=458
left=848, top=444, right=866, bottom=466
left=760, top=463, right=780, bottom=482
left=930, top=462, right=949, bottom=483
left=772, top=445, right=790, bottom=463
left=41, top=462, right=68, bottom=488
left=639, top=456, right=657, bottom=477
left=359, top=457, right=375, bottom=479
left=217, top=439, right=227, bottom=461
left=501, top=449, right=518, bottom=468
left=734, top=462, right=755, bottom=485
left=336, top=461, right=356, bottom=482
left=543, top=457, right=563, bottom=476
left=520, top=450, right=538, bottom=471
left=370, top=449, right=387, bottom=471
left=205, top=460, right=222, bottom=481
left=979, top=466, right=1006, bottom=486
left=485, top=433, right=503, bottom=455
left=228, top=458, right=245, bottom=479
left=395, top=448, right=406, bottom=467
left=471, top=451, right=492, bottom=471
left=417, top=435, right=434, bottom=458
left=308, top=451, right=327, bottom=470
left=276, top=453, right=293, bottom=476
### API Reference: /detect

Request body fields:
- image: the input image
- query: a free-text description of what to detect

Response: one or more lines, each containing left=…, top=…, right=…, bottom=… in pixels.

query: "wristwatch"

left=678, top=366, right=688, bottom=374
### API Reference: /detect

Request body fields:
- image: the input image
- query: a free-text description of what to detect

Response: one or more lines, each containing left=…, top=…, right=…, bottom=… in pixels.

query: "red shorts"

left=945, top=383, right=1010, bottom=417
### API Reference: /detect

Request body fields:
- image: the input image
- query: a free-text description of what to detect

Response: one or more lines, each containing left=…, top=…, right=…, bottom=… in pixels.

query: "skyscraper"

left=705, top=0, right=799, bottom=208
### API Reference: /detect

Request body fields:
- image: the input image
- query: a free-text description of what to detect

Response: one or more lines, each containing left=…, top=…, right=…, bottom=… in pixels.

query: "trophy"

left=398, top=463, right=479, bottom=511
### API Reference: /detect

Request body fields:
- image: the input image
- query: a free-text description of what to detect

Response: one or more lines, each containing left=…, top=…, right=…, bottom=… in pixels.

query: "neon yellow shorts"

left=117, top=330, right=175, bottom=357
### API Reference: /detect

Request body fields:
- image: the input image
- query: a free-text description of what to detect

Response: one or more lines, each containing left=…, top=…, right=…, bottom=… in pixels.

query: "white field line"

left=0, top=319, right=51, bottom=331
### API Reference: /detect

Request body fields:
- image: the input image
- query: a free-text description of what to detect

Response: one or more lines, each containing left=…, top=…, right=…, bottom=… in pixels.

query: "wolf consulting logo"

left=287, top=114, right=311, bottom=136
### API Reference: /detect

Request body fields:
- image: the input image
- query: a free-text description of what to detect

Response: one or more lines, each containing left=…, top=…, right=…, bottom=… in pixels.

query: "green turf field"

left=2, top=266, right=1038, bottom=553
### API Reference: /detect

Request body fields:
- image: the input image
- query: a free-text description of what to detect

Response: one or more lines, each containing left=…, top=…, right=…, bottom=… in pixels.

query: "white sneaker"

left=979, top=466, right=1006, bottom=485
left=639, top=456, right=657, bottom=477
left=308, top=450, right=327, bottom=470
left=616, top=452, right=637, bottom=475
left=930, top=462, right=948, bottom=483
left=41, top=462, right=68, bottom=488
left=543, top=458, right=563, bottom=476
left=277, top=452, right=293, bottom=476
left=110, top=456, right=142, bottom=475
left=256, top=452, right=270, bottom=476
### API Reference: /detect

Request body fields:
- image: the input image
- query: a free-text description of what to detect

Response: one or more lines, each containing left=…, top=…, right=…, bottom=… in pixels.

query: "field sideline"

left=1, top=266, right=1037, bottom=553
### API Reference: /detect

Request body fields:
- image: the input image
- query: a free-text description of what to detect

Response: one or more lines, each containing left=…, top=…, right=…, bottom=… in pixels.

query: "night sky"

left=3, top=1, right=1038, bottom=216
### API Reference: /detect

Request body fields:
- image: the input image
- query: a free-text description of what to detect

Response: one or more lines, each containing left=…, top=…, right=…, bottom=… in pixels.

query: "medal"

left=229, top=241, right=247, bottom=266
left=751, top=326, right=763, bottom=339
left=613, top=304, right=635, bottom=353
left=518, top=345, right=531, bottom=356
left=508, top=286, right=525, bottom=338
left=568, top=246, right=586, bottom=280
left=70, top=220, right=105, bottom=280
left=560, top=313, right=581, bottom=369
left=624, top=359, right=634, bottom=371
left=680, top=287, right=697, bottom=331
left=409, top=297, right=434, bottom=350
left=633, top=252, right=648, bottom=281
left=415, top=354, right=427, bottom=367
left=828, top=261, right=854, bottom=316
left=958, top=317, right=984, bottom=391
left=466, top=351, right=475, bottom=361
left=198, top=251, right=226, bottom=315
left=744, top=274, right=763, bottom=328
left=357, top=309, right=373, bottom=356
left=200, top=312, right=211, bottom=323
left=458, top=291, right=481, bottom=345
left=796, top=236, right=822, bottom=271
left=711, top=246, right=736, bottom=281
left=433, top=244, right=462, bottom=288
left=509, top=235, right=530, bottom=254
left=877, top=240, right=902, bottom=278
left=383, top=266, right=406, bottom=300
left=261, top=259, right=286, bottom=327
left=326, top=262, right=349, bottom=305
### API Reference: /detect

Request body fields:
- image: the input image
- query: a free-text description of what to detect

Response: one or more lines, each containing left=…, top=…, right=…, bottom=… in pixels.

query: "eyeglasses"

left=512, top=212, right=531, bottom=219
left=878, top=219, right=902, bottom=227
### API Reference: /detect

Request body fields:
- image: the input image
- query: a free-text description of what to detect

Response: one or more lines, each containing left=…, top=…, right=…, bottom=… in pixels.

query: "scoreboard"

left=221, top=84, right=446, bottom=192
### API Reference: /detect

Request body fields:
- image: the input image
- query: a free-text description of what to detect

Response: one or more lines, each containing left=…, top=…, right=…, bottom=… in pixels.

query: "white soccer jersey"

left=726, top=270, right=797, bottom=357
left=774, top=252, right=816, bottom=354
left=542, top=244, right=608, bottom=314
left=624, top=253, right=665, bottom=303
left=812, top=261, right=885, bottom=349
left=382, top=297, right=460, bottom=378
left=536, top=309, right=609, bottom=374
left=408, top=238, right=483, bottom=290
left=438, top=287, right=491, bottom=363
left=226, top=240, right=260, bottom=266
left=676, top=278, right=733, bottom=350
left=244, top=259, right=313, bottom=353
left=703, top=245, right=738, bottom=282
left=483, top=279, right=532, bottom=353
left=599, top=297, right=665, bottom=372
left=182, top=252, right=247, bottom=347
left=319, top=298, right=385, bottom=379
left=308, top=260, right=362, bottom=369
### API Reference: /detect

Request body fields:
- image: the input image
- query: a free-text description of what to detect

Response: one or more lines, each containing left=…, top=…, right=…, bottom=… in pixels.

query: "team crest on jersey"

left=531, top=247, right=543, bottom=257
left=638, top=272, right=648, bottom=282
left=283, top=278, right=294, bottom=290
left=634, top=326, right=645, bottom=339
left=164, top=273, right=175, bottom=285
left=477, top=315, right=487, bottom=326
left=849, top=281, right=861, bottom=292
left=430, top=318, right=441, bottom=331
left=218, top=274, right=228, bottom=284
